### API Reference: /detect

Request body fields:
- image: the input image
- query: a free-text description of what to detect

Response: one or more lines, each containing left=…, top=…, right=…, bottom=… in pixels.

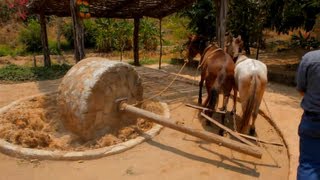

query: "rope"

left=134, top=62, right=187, bottom=106
left=184, top=61, right=200, bottom=104
left=197, top=48, right=222, bottom=69
left=262, top=97, right=274, bottom=122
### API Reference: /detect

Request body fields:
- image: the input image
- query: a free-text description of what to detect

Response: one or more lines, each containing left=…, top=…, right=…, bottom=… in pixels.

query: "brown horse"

left=226, top=35, right=268, bottom=135
left=185, top=35, right=237, bottom=122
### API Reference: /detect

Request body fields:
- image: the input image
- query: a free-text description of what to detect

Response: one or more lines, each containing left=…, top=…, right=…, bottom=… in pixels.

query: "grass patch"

left=0, top=45, right=25, bottom=57
left=128, top=58, right=171, bottom=66
left=49, top=40, right=72, bottom=55
left=129, top=58, right=158, bottom=65
left=0, top=64, right=72, bottom=82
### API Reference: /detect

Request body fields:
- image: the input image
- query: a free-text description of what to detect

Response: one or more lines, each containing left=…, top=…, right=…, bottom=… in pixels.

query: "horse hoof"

left=249, top=128, right=256, bottom=136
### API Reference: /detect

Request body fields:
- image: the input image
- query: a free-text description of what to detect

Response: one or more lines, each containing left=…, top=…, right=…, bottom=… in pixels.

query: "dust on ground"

left=0, top=94, right=163, bottom=151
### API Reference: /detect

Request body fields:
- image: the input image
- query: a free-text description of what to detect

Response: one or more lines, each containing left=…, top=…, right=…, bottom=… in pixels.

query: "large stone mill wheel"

left=58, top=57, right=143, bottom=140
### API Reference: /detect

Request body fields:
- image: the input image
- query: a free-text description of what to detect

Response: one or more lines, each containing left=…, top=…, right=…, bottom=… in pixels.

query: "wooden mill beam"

left=119, top=102, right=262, bottom=158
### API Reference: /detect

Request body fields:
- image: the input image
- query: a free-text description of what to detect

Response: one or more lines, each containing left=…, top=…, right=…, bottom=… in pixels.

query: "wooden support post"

left=70, top=0, right=85, bottom=62
left=214, top=0, right=228, bottom=48
left=133, top=17, right=140, bottom=66
left=39, top=11, right=51, bottom=67
left=159, top=18, right=163, bottom=69
left=119, top=102, right=262, bottom=158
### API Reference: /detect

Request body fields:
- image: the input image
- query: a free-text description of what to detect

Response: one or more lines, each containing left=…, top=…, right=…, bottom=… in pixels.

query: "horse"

left=185, top=35, right=237, bottom=129
left=226, top=35, right=268, bottom=135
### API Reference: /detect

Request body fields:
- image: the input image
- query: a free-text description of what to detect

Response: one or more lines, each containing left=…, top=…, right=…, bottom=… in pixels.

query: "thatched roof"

left=27, top=0, right=196, bottom=18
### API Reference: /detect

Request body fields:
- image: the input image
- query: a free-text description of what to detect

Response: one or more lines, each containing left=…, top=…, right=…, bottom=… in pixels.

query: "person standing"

left=296, top=49, right=320, bottom=180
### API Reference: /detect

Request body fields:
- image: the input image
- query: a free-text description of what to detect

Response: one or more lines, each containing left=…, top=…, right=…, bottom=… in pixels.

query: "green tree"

left=228, top=0, right=266, bottom=54
left=265, top=0, right=320, bottom=33
left=182, top=0, right=320, bottom=54
left=62, top=19, right=97, bottom=48
left=180, top=0, right=216, bottom=40
left=113, top=19, right=133, bottom=60
left=19, top=19, right=42, bottom=53
left=139, top=18, right=159, bottom=51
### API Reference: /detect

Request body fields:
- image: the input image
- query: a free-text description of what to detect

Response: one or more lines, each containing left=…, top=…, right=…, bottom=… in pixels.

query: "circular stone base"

left=0, top=92, right=170, bottom=160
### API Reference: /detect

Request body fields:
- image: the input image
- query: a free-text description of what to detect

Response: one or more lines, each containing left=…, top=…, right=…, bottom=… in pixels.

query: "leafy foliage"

left=139, top=18, right=159, bottom=51
left=0, top=64, right=72, bottom=82
left=181, top=0, right=320, bottom=54
left=94, top=18, right=133, bottom=52
left=179, top=0, right=216, bottom=39
left=291, top=31, right=320, bottom=49
left=265, top=0, right=320, bottom=33
left=228, top=0, right=266, bottom=54
left=62, top=19, right=97, bottom=48
left=18, top=19, right=42, bottom=53
left=62, top=18, right=159, bottom=52
left=0, top=45, right=25, bottom=57
left=0, top=0, right=29, bottom=21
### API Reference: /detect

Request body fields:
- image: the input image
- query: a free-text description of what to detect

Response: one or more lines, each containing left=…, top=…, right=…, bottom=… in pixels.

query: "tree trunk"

left=56, top=17, right=63, bottom=63
left=33, top=54, right=37, bottom=67
left=243, top=34, right=251, bottom=55
left=56, top=17, right=62, bottom=52
left=70, top=0, right=85, bottom=63
left=133, top=17, right=140, bottom=66
left=214, top=0, right=228, bottom=48
left=120, top=42, right=125, bottom=62
left=39, top=11, right=51, bottom=67
left=159, top=18, right=162, bottom=69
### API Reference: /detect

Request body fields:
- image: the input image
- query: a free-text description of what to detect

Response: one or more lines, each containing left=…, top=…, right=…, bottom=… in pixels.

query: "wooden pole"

left=214, top=0, right=228, bottom=48
left=159, top=18, right=163, bottom=69
left=39, top=11, right=51, bottom=67
left=120, top=102, right=262, bottom=158
left=133, top=17, right=140, bottom=66
left=70, top=0, right=85, bottom=62
left=200, top=112, right=256, bottom=147
left=238, top=133, right=283, bottom=146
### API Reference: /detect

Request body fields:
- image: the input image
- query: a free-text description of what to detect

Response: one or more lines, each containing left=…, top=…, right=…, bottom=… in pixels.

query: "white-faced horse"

left=226, top=36, right=268, bottom=135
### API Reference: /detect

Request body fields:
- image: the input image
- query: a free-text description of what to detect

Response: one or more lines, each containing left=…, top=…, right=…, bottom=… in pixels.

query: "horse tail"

left=240, top=75, right=257, bottom=132
left=208, top=66, right=226, bottom=110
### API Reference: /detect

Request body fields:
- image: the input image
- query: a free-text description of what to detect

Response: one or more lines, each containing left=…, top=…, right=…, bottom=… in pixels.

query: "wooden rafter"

left=27, top=0, right=197, bottom=18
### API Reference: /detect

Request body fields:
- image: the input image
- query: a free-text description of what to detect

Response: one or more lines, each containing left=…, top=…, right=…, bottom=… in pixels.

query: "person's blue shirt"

left=296, top=50, right=320, bottom=113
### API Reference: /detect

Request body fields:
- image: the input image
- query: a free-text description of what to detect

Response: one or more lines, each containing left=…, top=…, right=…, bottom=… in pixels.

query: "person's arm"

left=296, top=56, right=308, bottom=96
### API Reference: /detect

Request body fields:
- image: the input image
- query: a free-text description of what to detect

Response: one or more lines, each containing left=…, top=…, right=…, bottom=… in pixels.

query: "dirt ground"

left=0, top=93, right=161, bottom=150
left=0, top=56, right=304, bottom=179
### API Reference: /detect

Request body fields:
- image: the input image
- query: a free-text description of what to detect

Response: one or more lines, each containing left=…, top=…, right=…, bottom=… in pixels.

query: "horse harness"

left=197, top=47, right=223, bottom=69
